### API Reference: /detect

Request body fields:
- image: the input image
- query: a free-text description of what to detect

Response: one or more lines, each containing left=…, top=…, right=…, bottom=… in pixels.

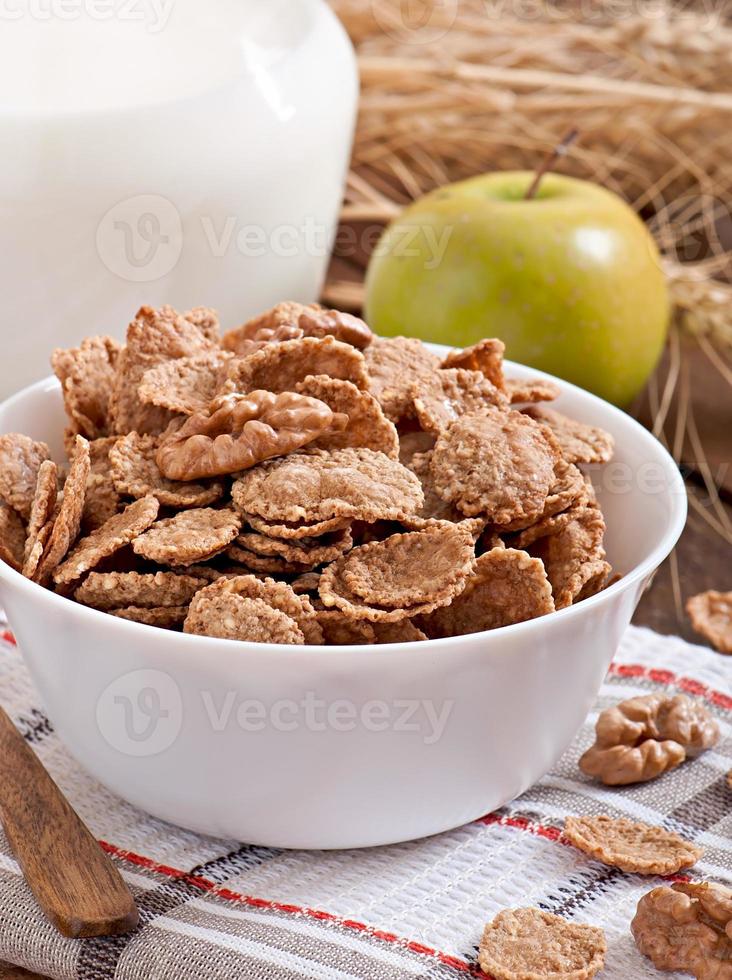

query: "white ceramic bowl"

left=0, top=357, right=686, bottom=849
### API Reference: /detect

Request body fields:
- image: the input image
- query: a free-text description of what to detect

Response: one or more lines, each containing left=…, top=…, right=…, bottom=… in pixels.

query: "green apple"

left=365, top=171, right=670, bottom=405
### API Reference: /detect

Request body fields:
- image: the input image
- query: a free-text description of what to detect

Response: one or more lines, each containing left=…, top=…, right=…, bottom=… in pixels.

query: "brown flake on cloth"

left=109, top=304, right=218, bottom=435
left=504, top=376, right=562, bottom=404
left=51, top=336, right=121, bottom=439
left=687, top=590, right=732, bottom=654
left=410, top=368, right=508, bottom=434
left=110, top=605, right=190, bottom=629
left=632, top=882, right=732, bottom=977
left=0, top=501, right=27, bottom=572
left=22, top=460, right=58, bottom=573
left=319, top=523, right=475, bottom=623
left=478, top=907, right=606, bottom=980
left=0, top=434, right=51, bottom=520
left=295, top=376, right=399, bottom=458
left=75, top=571, right=210, bottom=611
left=579, top=693, right=720, bottom=786
left=441, top=338, right=506, bottom=390
left=563, top=815, right=703, bottom=875
left=184, top=574, right=322, bottom=644
left=110, top=432, right=225, bottom=508
left=232, top=448, right=423, bottom=525
left=53, top=495, right=160, bottom=586
left=364, top=336, right=442, bottom=422
left=428, top=408, right=561, bottom=523
left=138, top=351, right=234, bottom=416
left=33, top=435, right=90, bottom=585
left=419, top=547, right=554, bottom=639
left=132, top=508, right=241, bottom=567
left=222, top=336, right=370, bottom=396
left=156, top=390, right=347, bottom=482
left=526, top=503, right=611, bottom=609
left=523, top=406, right=615, bottom=465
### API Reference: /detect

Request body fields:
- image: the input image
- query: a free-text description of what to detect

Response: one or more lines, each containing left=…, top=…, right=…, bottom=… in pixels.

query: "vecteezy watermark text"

left=0, top=0, right=176, bottom=32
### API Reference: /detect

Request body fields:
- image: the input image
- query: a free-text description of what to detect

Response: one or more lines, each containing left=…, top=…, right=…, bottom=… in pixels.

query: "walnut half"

left=632, top=882, right=732, bottom=978
left=579, top=694, right=720, bottom=786
left=156, top=390, right=347, bottom=481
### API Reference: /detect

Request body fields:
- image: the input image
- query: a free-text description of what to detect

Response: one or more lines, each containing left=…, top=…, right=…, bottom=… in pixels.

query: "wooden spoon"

left=0, top=705, right=139, bottom=939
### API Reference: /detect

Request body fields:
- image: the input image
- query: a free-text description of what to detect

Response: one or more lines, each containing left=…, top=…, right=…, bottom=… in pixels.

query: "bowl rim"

left=0, top=360, right=687, bottom=656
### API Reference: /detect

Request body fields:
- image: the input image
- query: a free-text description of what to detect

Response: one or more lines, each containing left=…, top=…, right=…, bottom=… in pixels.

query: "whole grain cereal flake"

left=232, top=448, right=424, bottom=525
left=410, top=368, right=508, bottom=434
left=51, top=336, right=120, bottom=440
left=441, top=338, right=506, bottom=389
left=686, top=590, right=732, bottom=654
left=111, top=605, right=190, bottom=629
left=564, top=815, right=702, bottom=875
left=75, top=570, right=210, bottom=611
left=132, top=507, right=241, bottom=567
left=185, top=592, right=305, bottom=644
left=429, top=408, right=560, bottom=523
left=295, top=375, right=399, bottom=458
left=236, top=526, right=352, bottom=565
left=0, top=434, right=51, bottom=520
left=137, top=350, right=233, bottom=416
left=504, top=377, right=561, bottom=404
left=110, top=432, right=224, bottom=507
left=364, top=336, right=442, bottom=422
left=523, top=406, right=614, bottom=465
left=0, top=501, right=27, bottom=572
left=528, top=504, right=610, bottom=609
left=35, top=435, right=91, bottom=584
left=22, top=459, right=58, bottom=571
left=478, top=908, right=606, bottom=980
left=315, top=609, right=377, bottom=646
left=226, top=545, right=312, bottom=575
left=54, top=495, right=161, bottom=586
left=419, top=547, right=554, bottom=639
left=243, top=513, right=353, bottom=541
left=340, top=522, right=476, bottom=609
left=221, top=301, right=314, bottom=354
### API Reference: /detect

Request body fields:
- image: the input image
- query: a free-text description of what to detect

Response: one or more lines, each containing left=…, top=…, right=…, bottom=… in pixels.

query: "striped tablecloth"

left=0, top=624, right=729, bottom=980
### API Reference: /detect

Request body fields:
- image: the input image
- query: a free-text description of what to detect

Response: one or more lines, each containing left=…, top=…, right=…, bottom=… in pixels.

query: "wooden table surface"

left=1, top=308, right=729, bottom=980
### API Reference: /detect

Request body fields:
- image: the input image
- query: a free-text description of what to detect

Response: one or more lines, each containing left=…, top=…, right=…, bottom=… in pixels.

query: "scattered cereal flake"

left=237, top=526, right=352, bottom=565
left=295, top=376, right=399, bottom=458
left=364, top=336, right=442, bottom=423
left=110, top=305, right=217, bottom=435
left=523, top=406, right=614, bottom=464
left=687, top=590, right=732, bottom=654
left=528, top=504, right=610, bottom=608
left=243, top=513, right=353, bottom=540
left=297, top=308, right=373, bottom=349
left=111, top=605, right=189, bottom=629
left=54, top=495, right=160, bottom=586
left=185, top=574, right=321, bottom=643
left=398, top=429, right=436, bottom=468
left=478, top=908, right=606, bottom=980
left=75, top=570, right=209, bottom=611
left=110, top=432, right=224, bottom=507
left=138, top=351, right=233, bottom=416
left=341, top=522, right=476, bottom=608
left=221, top=301, right=314, bottom=354
left=185, top=592, right=305, bottom=643
left=226, top=545, right=311, bottom=575
left=0, top=501, right=26, bottom=572
left=233, top=448, right=423, bottom=525
left=51, top=336, right=121, bottom=439
left=0, top=434, right=51, bottom=520
left=132, top=507, right=241, bottom=567
left=419, top=548, right=554, bottom=638
left=411, top=368, right=508, bottom=434
left=564, top=815, right=702, bottom=875
left=156, top=390, right=346, bottom=481
left=23, top=459, right=58, bottom=572
left=223, top=336, right=370, bottom=396
left=505, top=377, right=561, bottom=404
left=320, top=525, right=473, bottom=623
left=441, top=338, right=506, bottom=390
left=429, top=408, right=560, bottom=523
left=579, top=693, right=719, bottom=785
left=35, top=435, right=90, bottom=584
left=316, top=609, right=376, bottom=645
left=632, top=882, right=732, bottom=976
left=372, top=621, right=427, bottom=644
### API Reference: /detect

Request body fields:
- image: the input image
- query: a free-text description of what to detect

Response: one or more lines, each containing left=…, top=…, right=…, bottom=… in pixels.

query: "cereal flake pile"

left=0, top=302, right=618, bottom=644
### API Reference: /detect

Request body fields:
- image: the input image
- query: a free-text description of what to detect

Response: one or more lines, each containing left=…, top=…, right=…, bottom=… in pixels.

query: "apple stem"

left=524, top=129, right=580, bottom=200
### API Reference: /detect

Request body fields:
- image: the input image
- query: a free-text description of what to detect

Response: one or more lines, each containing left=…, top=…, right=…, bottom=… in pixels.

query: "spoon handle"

left=0, top=705, right=139, bottom=939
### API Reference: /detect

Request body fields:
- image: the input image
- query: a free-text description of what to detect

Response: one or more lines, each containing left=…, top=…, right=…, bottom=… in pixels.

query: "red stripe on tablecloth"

left=607, top=662, right=732, bottom=710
